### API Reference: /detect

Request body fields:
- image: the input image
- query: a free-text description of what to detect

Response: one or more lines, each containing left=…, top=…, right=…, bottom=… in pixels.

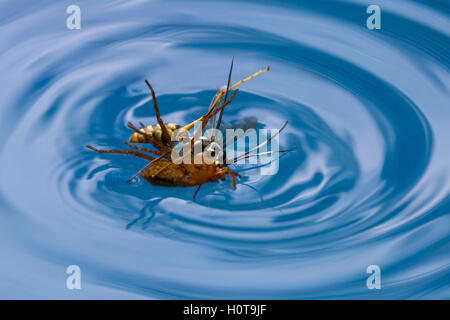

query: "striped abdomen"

left=129, top=123, right=181, bottom=145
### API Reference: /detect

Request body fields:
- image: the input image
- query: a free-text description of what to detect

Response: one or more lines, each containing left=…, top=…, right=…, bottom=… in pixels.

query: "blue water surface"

left=0, top=0, right=449, bottom=299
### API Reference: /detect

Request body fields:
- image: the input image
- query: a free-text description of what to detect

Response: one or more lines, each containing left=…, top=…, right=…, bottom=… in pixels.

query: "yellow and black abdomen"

left=129, top=123, right=181, bottom=145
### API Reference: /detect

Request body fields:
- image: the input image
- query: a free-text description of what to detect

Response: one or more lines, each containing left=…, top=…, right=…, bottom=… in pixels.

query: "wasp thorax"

left=193, top=136, right=226, bottom=165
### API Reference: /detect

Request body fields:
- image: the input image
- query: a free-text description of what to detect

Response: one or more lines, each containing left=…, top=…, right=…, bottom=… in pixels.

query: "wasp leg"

left=86, top=145, right=155, bottom=161
left=123, top=142, right=163, bottom=157
left=217, top=167, right=242, bottom=188
left=144, top=80, right=174, bottom=148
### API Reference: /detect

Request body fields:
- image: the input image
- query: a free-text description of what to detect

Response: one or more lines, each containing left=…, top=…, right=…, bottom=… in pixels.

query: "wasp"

left=87, top=59, right=294, bottom=199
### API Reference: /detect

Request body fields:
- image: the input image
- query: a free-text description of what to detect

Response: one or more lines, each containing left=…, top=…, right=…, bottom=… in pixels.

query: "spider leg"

left=126, top=149, right=171, bottom=183
left=86, top=145, right=155, bottom=161
left=193, top=185, right=202, bottom=201
left=232, top=120, right=289, bottom=163
left=217, top=167, right=241, bottom=188
left=122, top=142, right=163, bottom=156
left=144, top=80, right=174, bottom=148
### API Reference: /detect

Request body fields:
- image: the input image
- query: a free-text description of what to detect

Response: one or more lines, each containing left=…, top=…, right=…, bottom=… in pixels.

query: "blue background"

left=0, top=0, right=448, bottom=299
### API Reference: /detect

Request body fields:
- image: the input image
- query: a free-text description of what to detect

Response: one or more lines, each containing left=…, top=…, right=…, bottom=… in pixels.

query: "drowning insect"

left=87, top=59, right=295, bottom=199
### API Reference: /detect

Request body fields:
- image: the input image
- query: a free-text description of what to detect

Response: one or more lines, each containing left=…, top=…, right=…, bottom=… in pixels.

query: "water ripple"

left=0, top=0, right=448, bottom=299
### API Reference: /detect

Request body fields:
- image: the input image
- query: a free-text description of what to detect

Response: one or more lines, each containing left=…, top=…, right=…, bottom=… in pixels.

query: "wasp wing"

left=223, top=117, right=258, bottom=147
